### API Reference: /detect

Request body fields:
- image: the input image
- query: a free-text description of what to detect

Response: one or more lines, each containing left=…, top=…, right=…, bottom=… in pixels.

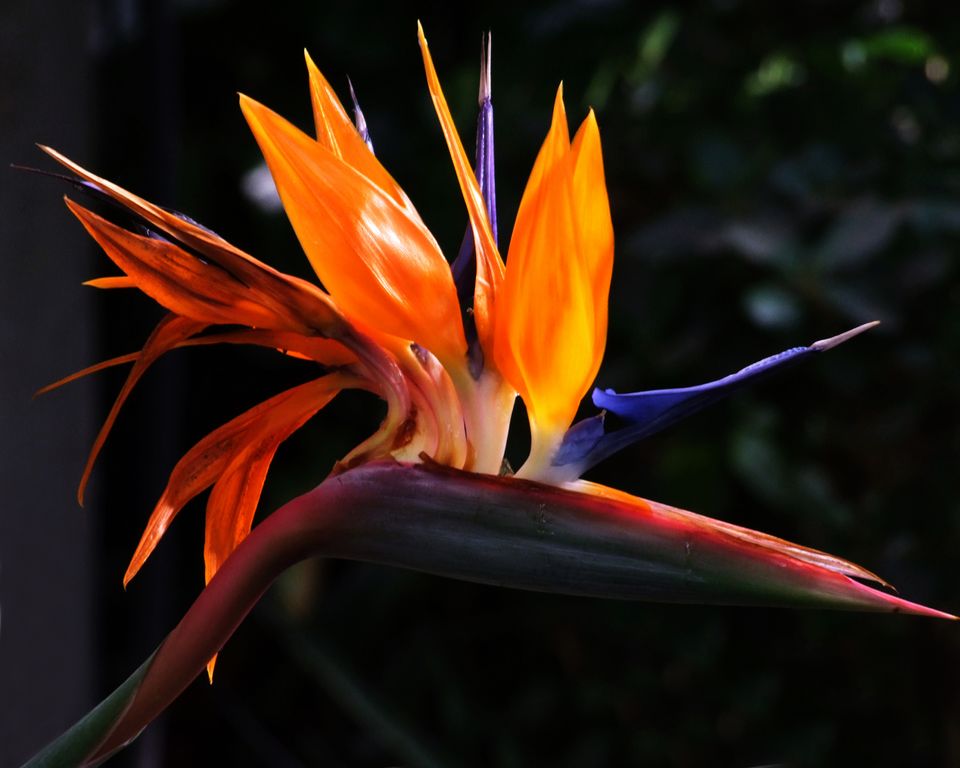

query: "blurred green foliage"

left=82, top=0, right=960, bottom=765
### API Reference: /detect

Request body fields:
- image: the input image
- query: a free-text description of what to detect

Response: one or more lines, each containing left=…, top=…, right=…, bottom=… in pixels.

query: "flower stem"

left=24, top=461, right=953, bottom=766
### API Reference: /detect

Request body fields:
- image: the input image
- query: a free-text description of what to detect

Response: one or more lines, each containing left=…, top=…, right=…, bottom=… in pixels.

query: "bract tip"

left=811, top=320, right=881, bottom=351
left=479, top=32, right=492, bottom=105
left=346, top=77, right=373, bottom=150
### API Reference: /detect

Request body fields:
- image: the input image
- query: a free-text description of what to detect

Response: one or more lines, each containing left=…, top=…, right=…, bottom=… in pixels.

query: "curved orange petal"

left=569, top=111, right=614, bottom=357
left=81, top=313, right=206, bottom=505
left=84, top=275, right=136, bottom=289
left=36, top=351, right=141, bottom=396
left=202, top=378, right=340, bottom=585
left=305, top=51, right=414, bottom=213
left=519, top=85, right=571, bottom=200
left=240, top=94, right=466, bottom=364
left=493, top=90, right=613, bottom=464
left=67, top=199, right=303, bottom=331
left=181, top=329, right=357, bottom=365
left=124, top=373, right=354, bottom=586
left=37, top=329, right=356, bottom=399
left=43, top=146, right=347, bottom=338
left=418, top=23, right=504, bottom=353
left=203, top=434, right=287, bottom=683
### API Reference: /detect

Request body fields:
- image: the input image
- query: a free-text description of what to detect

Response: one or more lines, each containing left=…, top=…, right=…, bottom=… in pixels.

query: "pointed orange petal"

left=38, top=329, right=356, bottom=401
left=203, top=373, right=345, bottom=584
left=181, top=329, right=357, bottom=366
left=125, top=394, right=285, bottom=585
left=43, top=146, right=347, bottom=338
left=36, top=351, right=141, bottom=397
left=203, top=447, right=277, bottom=586
left=67, top=199, right=305, bottom=331
left=305, top=51, right=414, bottom=212
left=568, top=110, right=614, bottom=364
left=82, top=313, right=206, bottom=506
left=124, top=374, right=352, bottom=586
left=494, top=91, right=606, bottom=432
left=84, top=275, right=136, bottom=289
left=240, top=94, right=466, bottom=362
left=519, top=85, right=570, bottom=199
left=418, top=23, right=504, bottom=352
left=494, top=96, right=613, bottom=465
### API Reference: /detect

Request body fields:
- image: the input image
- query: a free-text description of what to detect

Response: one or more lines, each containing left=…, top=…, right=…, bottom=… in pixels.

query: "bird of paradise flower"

left=23, top=24, right=953, bottom=768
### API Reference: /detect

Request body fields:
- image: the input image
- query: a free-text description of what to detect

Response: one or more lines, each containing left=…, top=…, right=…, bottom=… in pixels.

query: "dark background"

left=3, top=0, right=959, bottom=766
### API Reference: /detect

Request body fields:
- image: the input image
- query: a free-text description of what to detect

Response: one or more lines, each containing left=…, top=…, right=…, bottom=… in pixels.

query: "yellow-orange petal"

left=519, top=85, right=571, bottom=202
left=569, top=110, right=614, bottom=358
left=305, top=51, right=414, bottom=213
left=417, top=23, right=504, bottom=354
left=493, top=90, right=614, bottom=461
left=239, top=94, right=467, bottom=363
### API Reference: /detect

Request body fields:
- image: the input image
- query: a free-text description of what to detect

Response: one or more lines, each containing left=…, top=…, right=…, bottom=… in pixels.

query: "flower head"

left=38, top=25, right=950, bottom=635
left=25, top=25, right=954, bottom=767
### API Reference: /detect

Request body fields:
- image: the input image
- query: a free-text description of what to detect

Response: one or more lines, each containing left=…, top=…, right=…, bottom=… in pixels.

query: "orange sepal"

left=42, top=146, right=347, bottom=338
left=569, top=111, right=614, bottom=356
left=240, top=94, right=466, bottom=363
left=84, top=275, right=136, bottom=289
left=36, top=351, right=141, bottom=397
left=80, top=313, right=207, bottom=505
left=184, top=329, right=358, bottom=365
left=418, top=23, right=504, bottom=353
left=493, top=89, right=613, bottom=439
left=67, top=199, right=305, bottom=331
left=124, top=373, right=355, bottom=587
left=304, top=51, right=414, bottom=213
left=37, top=329, right=356, bottom=399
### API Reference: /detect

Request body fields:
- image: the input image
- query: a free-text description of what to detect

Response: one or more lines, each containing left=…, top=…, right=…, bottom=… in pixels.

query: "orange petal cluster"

left=42, top=31, right=615, bottom=611
left=42, top=156, right=378, bottom=591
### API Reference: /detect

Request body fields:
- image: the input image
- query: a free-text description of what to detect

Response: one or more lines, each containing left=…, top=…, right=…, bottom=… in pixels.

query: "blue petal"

left=347, top=78, right=374, bottom=152
left=451, top=33, right=498, bottom=377
left=553, top=322, right=879, bottom=474
left=452, top=33, right=498, bottom=291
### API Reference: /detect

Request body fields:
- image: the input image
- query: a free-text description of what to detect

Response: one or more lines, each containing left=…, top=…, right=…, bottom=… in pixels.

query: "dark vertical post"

left=0, top=1, right=96, bottom=765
